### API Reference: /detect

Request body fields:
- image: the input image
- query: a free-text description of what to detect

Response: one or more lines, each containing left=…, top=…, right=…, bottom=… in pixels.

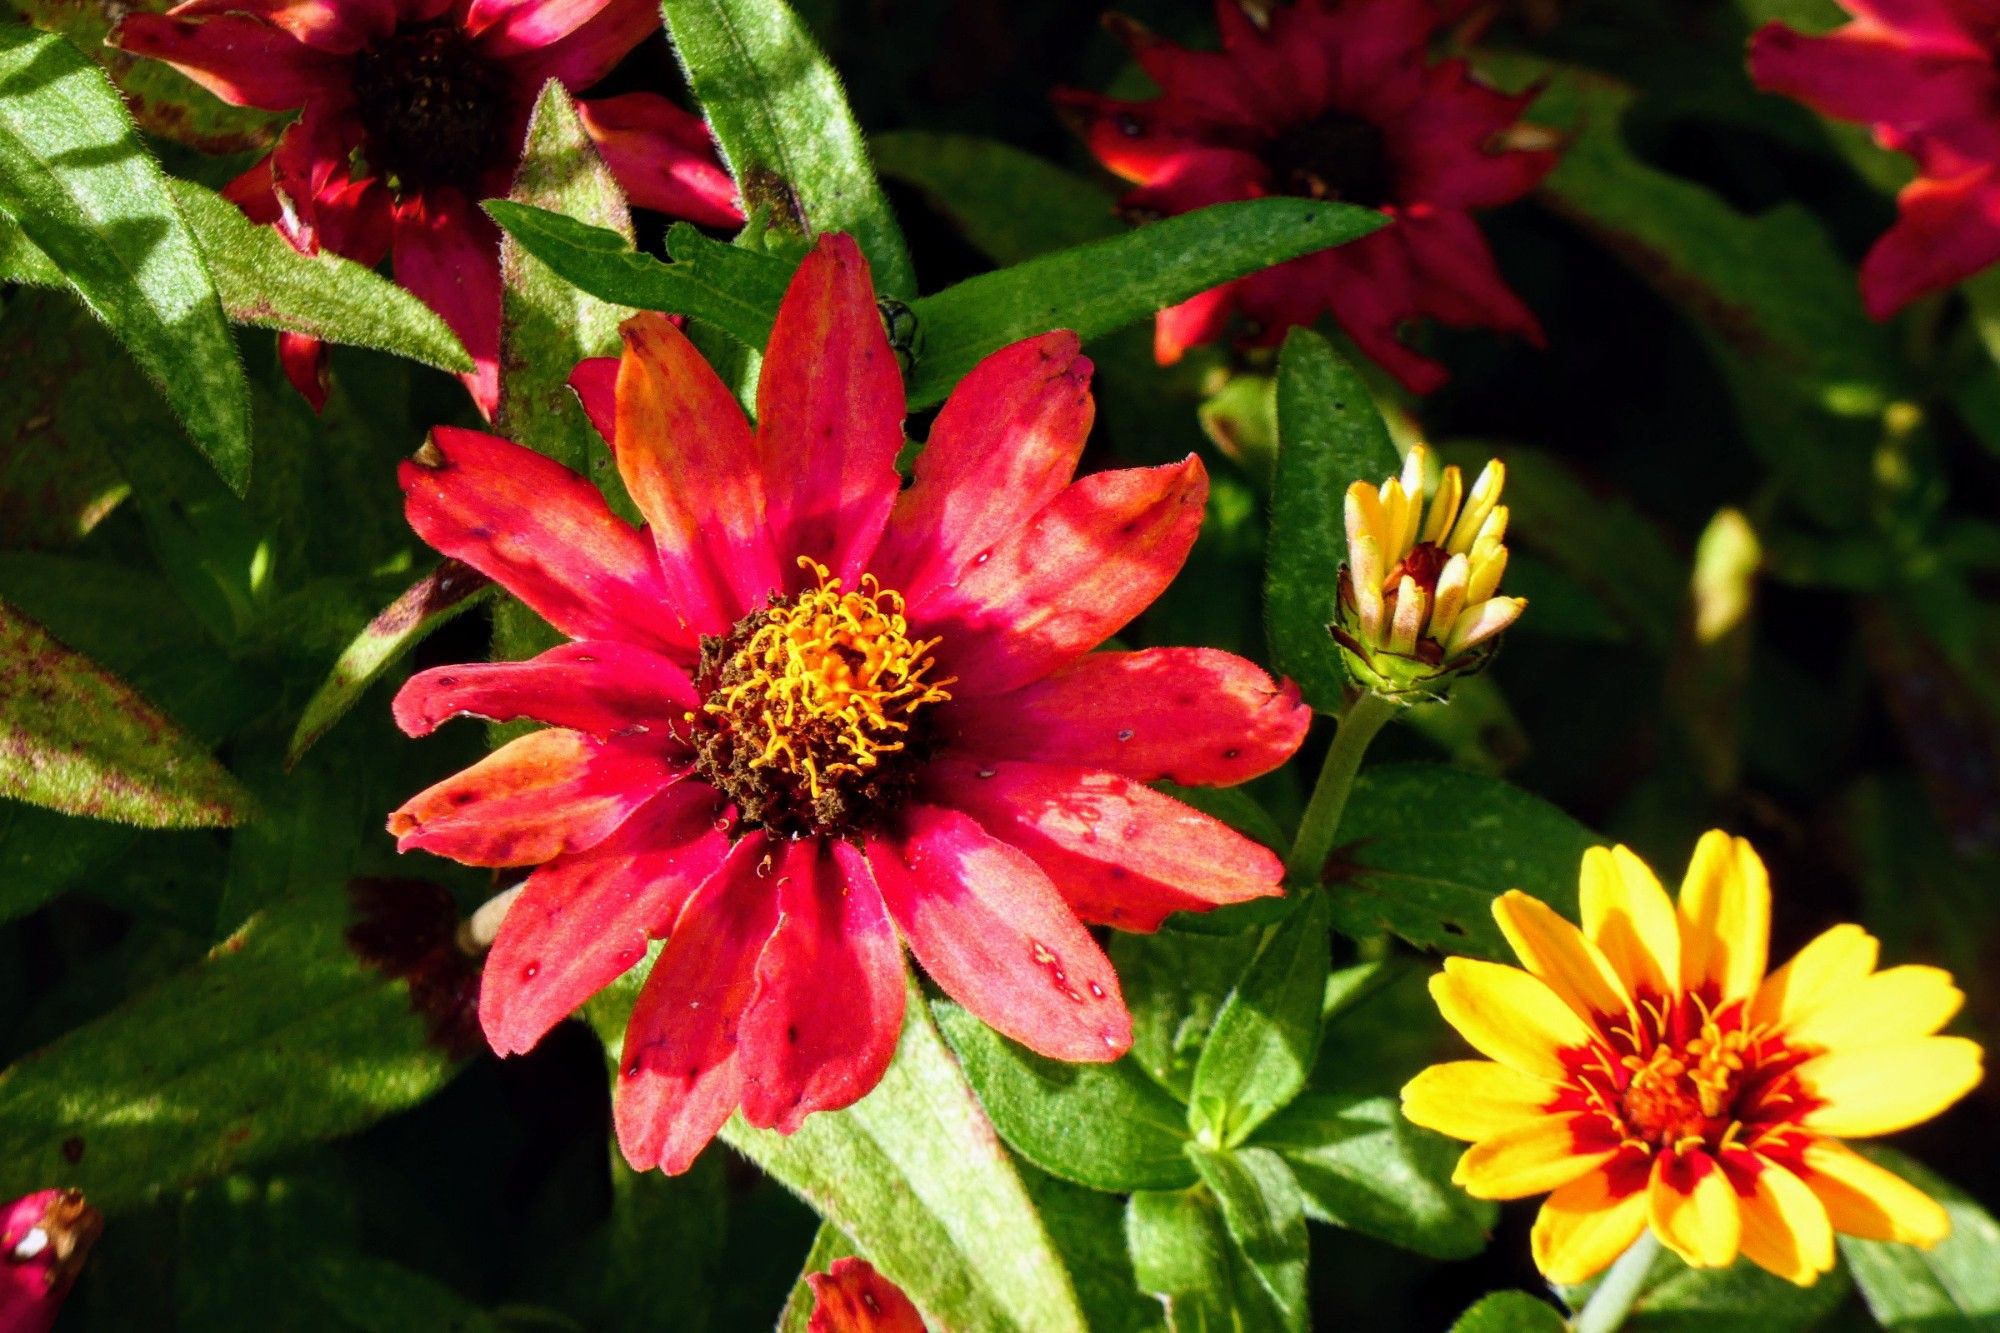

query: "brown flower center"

left=690, top=559, right=953, bottom=839
left=1267, top=108, right=1396, bottom=208
left=1616, top=1016, right=1756, bottom=1148
left=352, top=22, right=509, bottom=192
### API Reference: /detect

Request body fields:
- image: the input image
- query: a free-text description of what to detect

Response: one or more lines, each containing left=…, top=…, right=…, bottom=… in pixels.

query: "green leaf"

left=659, top=0, right=914, bottom=295
left=1113, top=927, right=1263, bottom=1103
left=1575, top=1248, right=1853, bottom=1333
left=1126, top=1186, right=1289, bottom=1333
left=1265, top=327, right=1400, bottom=712
left=935, top=1000, right=1197, bottom=1194
left=1024, top=1168, right=1168, bottom=1333
left=1841, top=1146, right=2000, bottom=1329
left=303, top=1253, right=505, bottom=1333
left=903, top=198, right=1385, bottom=410
left=1327, top=763, right=1601, bottom=960
left=775, top=1222, right=857, bottom=1333
left=1448, top=1291, right=1569, bottom=1332
left=0, top=891, right=462, bottom=1212
left=0, top=24, right=251, bottom=492
left=871, top=131, right=1120, bottom=266
left=1251, top=1093, right=1494, bottom=1260
left=1187, top=893, right=1331, bottom=1146
left=1187, top=1146, right=1309, bottom=1332
left=0, top=596, right=250, bottom=827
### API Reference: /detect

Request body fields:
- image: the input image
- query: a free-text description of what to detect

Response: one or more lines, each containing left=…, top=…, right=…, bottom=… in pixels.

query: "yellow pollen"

left=705, top=557, right=955, bottom=801
left=1616, top=1010, right=1761, bottom=1143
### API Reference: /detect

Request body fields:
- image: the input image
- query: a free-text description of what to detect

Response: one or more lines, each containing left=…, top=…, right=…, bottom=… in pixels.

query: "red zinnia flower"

left=111, top=0, right=741, bottom=414
left=1056, top=0, right=1556, bottom=392
left=1751, top=1, right=2000, bottom=317
left=806, top=1257, right=927, bottom=1333
left=386, top=233, right=1309, bottom=1174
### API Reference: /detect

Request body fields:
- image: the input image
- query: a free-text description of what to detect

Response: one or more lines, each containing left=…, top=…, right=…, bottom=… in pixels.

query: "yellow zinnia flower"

left=1401, top=831, right=1983, bottom=1286
left=1332, top=445, right=1524, bottom=698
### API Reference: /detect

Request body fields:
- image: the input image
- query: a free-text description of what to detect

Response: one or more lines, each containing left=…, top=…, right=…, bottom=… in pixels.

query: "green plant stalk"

left=1572, top=1231, right=1663, bottom=1333
left=1284, top=689, right=1398, bottom=883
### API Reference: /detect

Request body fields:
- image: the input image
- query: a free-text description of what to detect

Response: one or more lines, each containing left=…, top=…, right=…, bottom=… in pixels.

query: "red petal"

left=928, top=758, right=1284, bottom=932
left=1050, top=90, right=1233, bottom=186
left=1751, top=21, right=2000, bottom=125
left=614, top=313, right=783, bottom=631
left=499, top=0, right=657, bottom=90
left=1862, top=168, right=2000, bottom=316
left=871, top=331, right=1094, bottom=604
left=1394, top=62, right=1553, bottom=209
left=867, top=805, right=1131, bottom=1062
left=389, top=729, right=677, bottom=867
left=756, top=234, right=906, bottom=587
left=467, top=0, right=618, bottom=55
left=108, top=13, right=340, bottom=109
left=1155, top=281, right=1242, bottom=364
left=392, top=190, right=503, bottom=417
left=615, top=833, right=780, bottom=1174
left=569, top=355, right=618, bottom=442
left=806, top=1258, right=929, bottom=1333
left=480, top=782, right=731, bottom=1055
left=392, top=640, right=697, bottom=738
left=1398, top=210, right=1544, bottom=342
left=945, top=647, right=1308, bottom=786
left=165, top=0, right=396, bottom=52
left=279, top=331, right=329, bottom=410
left=918, top=456, right=1208, bottom=696
left=736, top=839, right=905, bottom=1132
left=399, top=425, right=688, bottom=656
left=578, top=93, right=743, bottom=227
left=1105, top=13, right=1268, bottom=129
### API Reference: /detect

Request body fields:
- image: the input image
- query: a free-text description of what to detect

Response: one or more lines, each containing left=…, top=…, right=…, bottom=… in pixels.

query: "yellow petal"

left=1466, top=544, right=1508, bottom=603
left=1531, top=1164, right=1651, bottom=1284
left=1443, top=597, right=1524, bottom=655
left=1447, top=459, right=1505, bottom=555
left=1748, top=924, right=1879, bottom=1033
left=1798, top=1140, right=1950, bottom=1246
left=1381, top=480, right=1414, bottom=565
left=1783, top=965, right=1964, bottom=1054
left=1677, top=831, right=1770, bottom=1002
left=1429, top=553, right=1470, bottom=643
left=1422, top=464, right=1464, bottom=545
left=1581, top=844, right=1680, bottom=1001
left=1346, top=480, right=1390, bottom=564
left=1649, top=1152, right=1741, bottom=1270
left=1401, top=1060, right=1564, bottom=1143
left=1737, top=1157, right=1835, bottom=1286
left=1396, top=447, right=1429, bottom=553
left=1492, top=890, right=1633, bottom=1031
left=1797, top=1037, right=1983, bottom=1137
left=1388, top=575, right=1426, bottom=653
left=1430, top=958, right=1596, bottom=1082
left=1453, top=1115, right=1614, bottom=1200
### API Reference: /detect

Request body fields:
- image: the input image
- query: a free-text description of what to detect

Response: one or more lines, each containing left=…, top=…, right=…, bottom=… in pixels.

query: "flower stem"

left=1573, top=1232, right=1662, bottom=1333
left=1284, top=690, right=1398, bottom=884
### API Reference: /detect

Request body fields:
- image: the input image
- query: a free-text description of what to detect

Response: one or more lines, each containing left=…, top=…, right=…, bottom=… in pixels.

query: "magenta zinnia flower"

left=386, top=234, right=1309, bottom=1173
left=1751, top=1, right=2000, bottom=317
left=2, top=1190, right=99, bottom=1333
left=1056, top=0, right=1556, bottom=392
left=112, top=0, right=741, bottom=414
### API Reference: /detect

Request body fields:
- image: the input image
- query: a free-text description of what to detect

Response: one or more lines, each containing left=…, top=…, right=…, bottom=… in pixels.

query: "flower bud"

left=2, top=1190, right=101, bottom=1333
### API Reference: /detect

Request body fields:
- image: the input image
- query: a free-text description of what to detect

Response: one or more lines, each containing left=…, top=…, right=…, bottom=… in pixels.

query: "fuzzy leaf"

left=1186, top=1146, right=1309, bottom=1332
left=1266, top=328, right=1400, bottom=712
left=935, top=1000, right=1198, bottom=1194
left=1127, top=1185, right=1289, bottom=1333
left=1113, top=927, right=1262, bottom=1103
left=1449, top=1292, right=1569, bottom=1332
left=1187, top=893, right=1331, bottom=1146
left=0, top=24, right=251, bottom=492
left=659, top=0, right=913, bottom=296
left=871, top=131, right=1120, bottom=266
left=1841, top=1146, right=2000, bottom=1329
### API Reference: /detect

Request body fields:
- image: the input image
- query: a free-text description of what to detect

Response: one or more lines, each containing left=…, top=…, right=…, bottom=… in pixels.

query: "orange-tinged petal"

left=1737, top=1157, right=1836, bottom=1287
left=1580, top=844, right=1679, bottom=1001
left=1677, top=831, right=1770, bottom=1002
left=1748, top=923, right=1879, bottom=1032
left=1783, top=965, right=1963, bottom=1054
left=1429, top=957, right=1595, bottom=1082
left=1400, top=1060, right=1564, bottom=1143
left=1531, top=1162, right=1651, bottom=1284
left=1492, top=889, right=1633, bottom=1033
left=1797, top=1140, right=1950, bottom=1246
left=1797, top=1037, right=1983, bottom=1137
left=1452, top=1115, right=1615, bottom=1200
left=1649, top=1150, right=1741, bottom=1270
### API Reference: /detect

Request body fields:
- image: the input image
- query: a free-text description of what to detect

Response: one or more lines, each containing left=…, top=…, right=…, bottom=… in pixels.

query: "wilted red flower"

left=1750, top=2, right=2000, bottom=317
left=1056, top=0, right=1556, bottom=392
left=2, top=1190, right=100, bottom=1333
left=806, top=1257, right=927, bottom=1333
left=112, top=0, right=741, bottom=413
left=386, top=233, right=1308, bottom=1173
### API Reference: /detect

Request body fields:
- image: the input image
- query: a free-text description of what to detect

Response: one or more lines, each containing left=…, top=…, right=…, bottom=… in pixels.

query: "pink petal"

left=393, top=640, right=698, bottom=738
left=467, top=0, right=618, bottom=55
left=392, top=189, right=503, bottom=418
left=755, top=234, right=906, bottom=587
left=1, top=1190, right=98, bottom=1333
left=928, top=758, right=1284, bottom=932
left=870, top=331, right=1094, bottom=604
left=399, top=425, right=689, bottom=657
left=165, top=0, right=397, bottom=52
left=108, top=12, right=342, bottom=109
left=613, top=313, right=782, bottom=633
left=944, top=647, right=1308, bottom=786
left=569, top=355, right=618, bottom=442
left=1749, top=23, right=1996, bottom=130
left=480, top=781, right=732, bottom=1055
left=918, top=456, right=1208, bottom=696
left=499, top=0, right=658, bottom=91
left=736, top=838, right=905, bottom=1133
left=615, top=833, right=780, bottom=1174
left=867, top=805, right=1131, bottom=1062
left=1862, top=168, right=2000, bottom=315
left=1155, top=280, right=1242, bottom=364
left=389, top=728, right=678, bottom=867
left=578, top=93, right=743, bottom=228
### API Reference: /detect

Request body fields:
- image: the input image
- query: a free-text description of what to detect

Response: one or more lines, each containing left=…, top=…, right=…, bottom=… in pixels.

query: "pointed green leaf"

left=1449, top=1292, right=1569, bottom=1332
left=0, top=24, right=251, bottom=492
left=1113, top=927, right=1263, bottom=1103
left=1187, top=893, right=1331, bottom=1146
left=1841, top=1146, right=2000, bottom=1329
left=1127, top=1185, right=1289, bottom=1333
left=1187, top=1146, right=1309, bottom=1332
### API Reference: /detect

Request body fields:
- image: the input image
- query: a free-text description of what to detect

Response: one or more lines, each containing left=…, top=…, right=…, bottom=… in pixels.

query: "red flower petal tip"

left=807, top=1257, right=928, bottom=1333
left=2, top=1190, right=100, bottom=1333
